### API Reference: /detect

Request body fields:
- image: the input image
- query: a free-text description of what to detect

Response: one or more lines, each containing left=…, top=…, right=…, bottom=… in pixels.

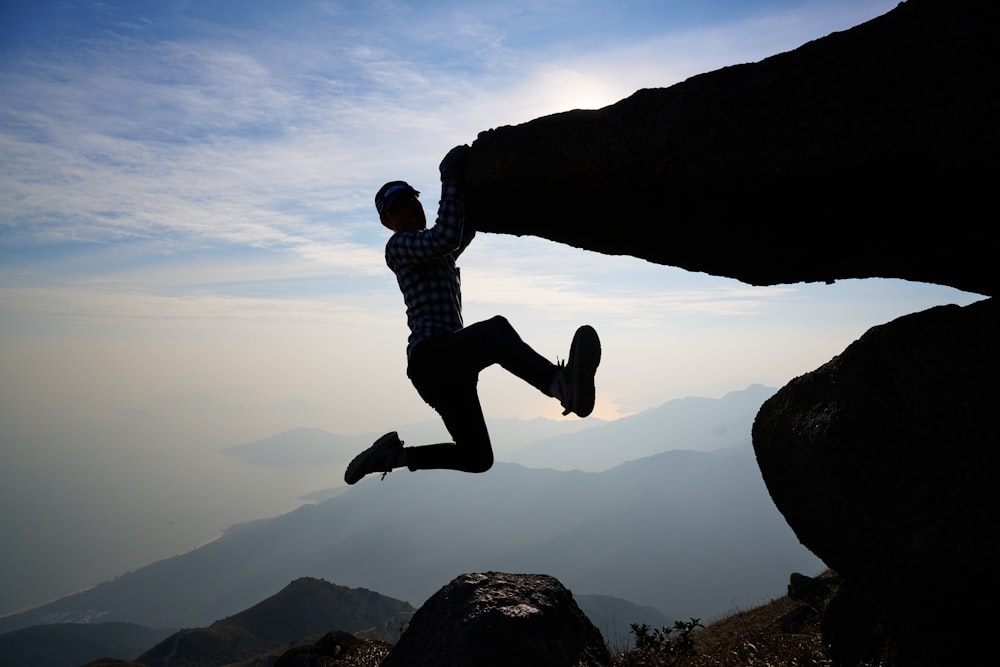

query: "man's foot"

left=558, top=325, right=601, bottom=417
left=344, top=432, right=404, bottom=485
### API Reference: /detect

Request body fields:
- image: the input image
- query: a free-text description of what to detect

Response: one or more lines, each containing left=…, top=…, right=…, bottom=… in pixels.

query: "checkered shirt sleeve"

left=385, top=182, right=476, bottom=354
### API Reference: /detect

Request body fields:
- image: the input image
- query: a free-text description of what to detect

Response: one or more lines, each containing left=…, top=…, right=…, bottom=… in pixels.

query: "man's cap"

left=375, top=181, right=419, bottom=218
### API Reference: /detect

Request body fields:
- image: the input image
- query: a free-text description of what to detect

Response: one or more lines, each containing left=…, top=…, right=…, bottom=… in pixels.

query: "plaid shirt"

left=385, top=182, right=476, bottom=357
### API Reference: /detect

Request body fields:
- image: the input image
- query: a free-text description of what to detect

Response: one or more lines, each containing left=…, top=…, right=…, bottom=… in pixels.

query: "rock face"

left=461, top=1, right=995, bottom=665
left=273, top=630, right=391, bottom=666
left=465, top=0, right=997, bottom=299
left=380, top=572, right=612, bottom=667
left=753, top=298, right=995, bottom=666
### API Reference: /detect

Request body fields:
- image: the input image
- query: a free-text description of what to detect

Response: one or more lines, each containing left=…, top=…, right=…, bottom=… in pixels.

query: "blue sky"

left=0, top=0, right=985, bottom=613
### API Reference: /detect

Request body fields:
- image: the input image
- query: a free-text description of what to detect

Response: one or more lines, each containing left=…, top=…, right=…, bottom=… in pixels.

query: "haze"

left=0, top=0, right=983, bottom=618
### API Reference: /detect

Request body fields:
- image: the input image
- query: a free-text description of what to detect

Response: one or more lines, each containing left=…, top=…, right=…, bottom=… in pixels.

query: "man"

left=344, top=144, right=601, bottom=484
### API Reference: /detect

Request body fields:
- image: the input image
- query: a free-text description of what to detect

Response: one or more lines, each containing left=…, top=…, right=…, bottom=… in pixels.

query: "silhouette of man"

left=344, top=145, right=601, bottom=484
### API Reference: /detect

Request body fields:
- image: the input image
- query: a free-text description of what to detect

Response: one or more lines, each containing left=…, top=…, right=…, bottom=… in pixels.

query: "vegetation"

left=616, top=619, right=704, bottom=666
left=279, top=590, right=834, bottom=667
left=0, top=622, right=173, bottom=667
left=611, top=594, right=831, bottom=667
left=38, top=575, right=849, bottom=667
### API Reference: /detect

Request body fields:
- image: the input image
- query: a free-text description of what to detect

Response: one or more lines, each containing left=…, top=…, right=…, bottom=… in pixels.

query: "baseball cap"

left=375, top=181, right=420, bottom=218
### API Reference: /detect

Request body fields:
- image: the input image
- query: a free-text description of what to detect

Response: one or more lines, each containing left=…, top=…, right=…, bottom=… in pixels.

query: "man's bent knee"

left=485, top=314, right=521, bottom=344
left=458, top=447, right=494, bottom=473
left=464, top=455, right=494, bottom=474
left=486, top=314, right=512, bottom=332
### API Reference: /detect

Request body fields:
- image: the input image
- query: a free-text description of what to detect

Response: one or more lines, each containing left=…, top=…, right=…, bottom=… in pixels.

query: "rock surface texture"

left=380, top=572, right=611, bottom=667
left=465, top=0, right=996, bottom=299
left=754, top=298, right=995, bottom=666
left=461, top=1, right=995, bottom=665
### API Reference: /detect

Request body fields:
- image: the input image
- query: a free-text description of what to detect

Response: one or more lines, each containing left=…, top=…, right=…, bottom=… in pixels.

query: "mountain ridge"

left=221, top=386, right=774, bottom=475
left=0, top=384, right=821, bottom=641
left=0, top=581, right=670, bottom=667
left=134, top=577, right=412, bottom=667
left=508, top=384, right=777, bottom=470
left=0, top=445, right=823, bottom=635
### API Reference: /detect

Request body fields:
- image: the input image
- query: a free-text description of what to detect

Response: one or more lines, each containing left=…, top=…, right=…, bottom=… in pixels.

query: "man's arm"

left=439, top=144, right=470, bottom=184
left=386, top=145, right=473, bottom=263
left=439, top=145, right=475, bottom=255
left=386, top=182, right=465, bottom=263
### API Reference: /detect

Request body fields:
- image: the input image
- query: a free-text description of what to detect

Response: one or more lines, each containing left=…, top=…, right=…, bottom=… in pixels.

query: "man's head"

left=375, top=181, right=425, bottom=232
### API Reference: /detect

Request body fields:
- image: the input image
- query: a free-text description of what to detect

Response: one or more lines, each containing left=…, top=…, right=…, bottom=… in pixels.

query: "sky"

left=0, top=0, right=985, bottom=616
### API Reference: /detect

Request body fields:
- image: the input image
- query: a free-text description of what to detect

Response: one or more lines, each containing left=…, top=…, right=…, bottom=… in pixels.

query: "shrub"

left=617, top=618, right=704, bottom=666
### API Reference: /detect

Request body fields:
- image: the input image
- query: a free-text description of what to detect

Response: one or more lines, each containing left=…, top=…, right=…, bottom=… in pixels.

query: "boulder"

left=460, top=1, right=996, bottom=663
left=380, top=572, right=612, bottom=667
left=465, top=0, right=997, bottom=298
left=752, top=297, right=995, bottom=665
left=273, top=630, right=391, bottom=666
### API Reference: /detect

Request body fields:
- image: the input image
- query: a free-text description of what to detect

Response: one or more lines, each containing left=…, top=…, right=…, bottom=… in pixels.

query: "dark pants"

left=405, top=315, right=557, bottom=472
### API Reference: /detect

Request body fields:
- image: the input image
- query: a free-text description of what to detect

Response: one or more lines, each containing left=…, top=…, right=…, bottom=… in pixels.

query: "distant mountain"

left=222, top=417, right=605, bottom=469
left=0, top=441, right=823, bottom=636
left=508, top=384, right=777, bottom=471
left=225, top=384, right=774, bottom=492
left=0, top=622, right=173, bottom=667
left=6, top=585, right=673, bottom=667
left=221, top=427, right=364, bottom=468
left=224, top=418, right=607, bottom=504
left=92, top=588, right=664, bottom=667
left=135, top=577, right=412, bottom=667
left=0, top=581, right=667, bottom=667
left=575, top=594, right=673, bottom=650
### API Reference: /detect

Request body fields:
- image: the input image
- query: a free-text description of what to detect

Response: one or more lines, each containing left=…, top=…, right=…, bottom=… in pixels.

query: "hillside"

left=0, top=586, right=675, bottom=667
left=0, top=444, right=823, bottom=634
left=107, top=573, right=837, bottom=667
left=4, top=571, right=838, bottom=667
left=1, top=385, right=776, bottom=622
left=0, top=623, right=172, bottom=667
left=134, top=578, right=412, bottom=667
left=669, top=571, right=837, bottom=667
left=0, top=385, right=821, bottom=636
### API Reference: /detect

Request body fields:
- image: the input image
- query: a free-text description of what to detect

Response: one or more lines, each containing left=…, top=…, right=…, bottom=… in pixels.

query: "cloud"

left=1, top=0, right=900, bottom=262
left=0, top=0, right=920, bottom=417
left=467, top=0, right=899, bottom=121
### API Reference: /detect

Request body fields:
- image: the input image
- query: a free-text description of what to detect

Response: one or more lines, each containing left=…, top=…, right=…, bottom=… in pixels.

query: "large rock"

left=461, top=2, right=995, bottom=664
left=380, top=572, right=612, bottom=667
left=465, top=0, right=997, bottom=298
left=752, top=297, right=995, bottom=665
left=273, top=630, right=391, bottom=666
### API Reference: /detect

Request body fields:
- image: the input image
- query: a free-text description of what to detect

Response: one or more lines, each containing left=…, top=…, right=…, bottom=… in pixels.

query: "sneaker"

left=344, top=431, right=404, bottom=485
left=558, top=325, right=601, bottom=417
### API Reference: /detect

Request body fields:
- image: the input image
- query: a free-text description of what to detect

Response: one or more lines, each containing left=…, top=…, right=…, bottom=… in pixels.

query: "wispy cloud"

left=1, top=0, right=900, bottom=265
left=0, top=0, right=919, bottom=407
left=463, top=236, right=801, bottom=326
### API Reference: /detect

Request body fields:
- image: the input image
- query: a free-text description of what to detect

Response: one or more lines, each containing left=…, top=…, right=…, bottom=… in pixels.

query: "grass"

left=653, top=596, right=828, bottom=666
left=610, top=571, right=845, bottom=667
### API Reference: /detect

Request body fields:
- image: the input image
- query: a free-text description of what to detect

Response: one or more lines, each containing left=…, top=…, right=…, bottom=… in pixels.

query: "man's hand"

left=439, top=144, right=470, bottom=183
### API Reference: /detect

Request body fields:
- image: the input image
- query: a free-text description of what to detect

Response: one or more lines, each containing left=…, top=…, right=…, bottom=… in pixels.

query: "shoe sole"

left=344, top=432, right=401, bottom=485
left=566, top=325, right=601, bottom=418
